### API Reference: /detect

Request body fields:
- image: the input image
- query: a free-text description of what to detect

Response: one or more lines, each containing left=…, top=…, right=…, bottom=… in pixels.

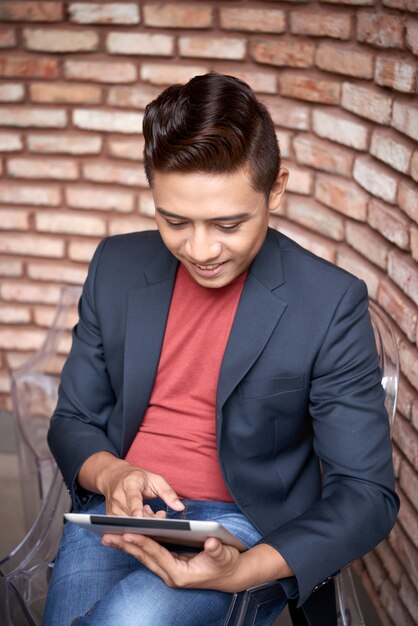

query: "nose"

left=184, top=228, right=222, bottom=264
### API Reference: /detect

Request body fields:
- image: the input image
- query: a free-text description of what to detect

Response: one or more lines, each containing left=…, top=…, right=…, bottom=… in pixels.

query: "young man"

left=44, top=73, right=398, bottom=626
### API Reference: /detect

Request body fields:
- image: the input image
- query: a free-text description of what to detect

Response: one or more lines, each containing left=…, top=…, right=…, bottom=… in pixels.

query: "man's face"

left=152, top=167, right=287, bottom=288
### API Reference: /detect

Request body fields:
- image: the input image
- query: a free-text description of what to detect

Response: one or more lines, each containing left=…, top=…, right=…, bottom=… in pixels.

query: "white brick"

left=35, top=212, right=106, bottom=236
left=353, top=156, right=398, bottom=204
left=28, top=262, right=87, bottom=284
left=23, top=28, right=98, bottom=52
left=0, top=233, right=64, bottom=257
left=0, top=183, right=60, bottom=206
left=140, top=63, right=209, bottom=86
left=69, top=3, right=140, bottom=25
left=0, top=83, right=24, bottom=102
left=1, top=282, right=61, bottom=304
left=0, top=132, right=22, bottom=151
left=66, top=186, right=134, bottom=212
left=312, top=108, right=369, bottom=150
left=28, top=133, right=102, bottom=155
left=73, top=109, right=142, bottom=134
left=0, top=106, right=66, bottom=128
left=106, top=32, right=174, bottom=56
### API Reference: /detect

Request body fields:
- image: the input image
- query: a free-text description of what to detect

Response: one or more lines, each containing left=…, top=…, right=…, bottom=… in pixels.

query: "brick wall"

left=0, top=1, right=416, bottom=623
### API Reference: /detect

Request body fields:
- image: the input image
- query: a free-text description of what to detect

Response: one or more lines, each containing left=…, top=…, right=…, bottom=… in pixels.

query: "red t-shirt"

left=125, top=264, right=246, bottom=502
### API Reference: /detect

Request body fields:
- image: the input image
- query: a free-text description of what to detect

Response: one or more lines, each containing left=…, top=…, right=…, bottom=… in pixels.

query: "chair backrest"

left=336, top=302, right=399, bottom=626
left=9, top=286, right=81, bottom=531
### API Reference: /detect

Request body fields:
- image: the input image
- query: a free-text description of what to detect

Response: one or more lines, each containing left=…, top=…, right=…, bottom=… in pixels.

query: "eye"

left=165, top=219, right=187, bottom=229
left=217, top=223, right=241, bottom=232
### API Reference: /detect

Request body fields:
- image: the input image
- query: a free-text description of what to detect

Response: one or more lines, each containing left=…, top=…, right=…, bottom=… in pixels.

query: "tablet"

left=64, top=513, right=248, bottom=551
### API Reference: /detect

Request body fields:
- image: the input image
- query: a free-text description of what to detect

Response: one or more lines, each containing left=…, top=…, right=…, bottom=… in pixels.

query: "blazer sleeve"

left=259, top=279, right=399, bottom=606
left=48, top=237, right=120, bottom=509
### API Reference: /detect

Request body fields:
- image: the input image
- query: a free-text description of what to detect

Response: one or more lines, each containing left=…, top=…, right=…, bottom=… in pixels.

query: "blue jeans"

left=43, top=499, right=286, bottom=626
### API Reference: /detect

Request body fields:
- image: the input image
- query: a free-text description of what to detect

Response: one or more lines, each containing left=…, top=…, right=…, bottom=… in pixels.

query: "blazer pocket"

left=239, top=374, right=306, bottom=399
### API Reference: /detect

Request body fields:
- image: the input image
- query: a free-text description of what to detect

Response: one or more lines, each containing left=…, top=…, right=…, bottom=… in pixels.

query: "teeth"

left=195, top=263, right=221, bottom=270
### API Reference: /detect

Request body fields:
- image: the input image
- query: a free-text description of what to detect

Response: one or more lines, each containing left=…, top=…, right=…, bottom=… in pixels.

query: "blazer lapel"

left=122, top=246, right=178, bottom=454
left=217, top=229, right=288, bottom=410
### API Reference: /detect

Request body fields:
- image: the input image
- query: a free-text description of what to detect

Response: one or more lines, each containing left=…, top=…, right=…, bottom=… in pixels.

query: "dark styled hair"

left=143, top=72, right=280, bottom=197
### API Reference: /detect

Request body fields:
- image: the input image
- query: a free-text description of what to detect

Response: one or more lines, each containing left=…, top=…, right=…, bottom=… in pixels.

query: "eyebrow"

left=156, top=207, right=252, bottom=222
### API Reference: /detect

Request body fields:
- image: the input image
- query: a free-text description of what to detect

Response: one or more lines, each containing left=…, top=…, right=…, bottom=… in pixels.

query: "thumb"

left=204, top=537, right=225, bottom=560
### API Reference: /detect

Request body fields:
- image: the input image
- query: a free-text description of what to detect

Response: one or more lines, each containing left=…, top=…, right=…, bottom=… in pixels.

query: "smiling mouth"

left=194, top=262, right=224, bottom=270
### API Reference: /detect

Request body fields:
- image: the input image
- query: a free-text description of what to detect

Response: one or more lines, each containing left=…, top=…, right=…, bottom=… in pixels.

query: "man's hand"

left=77, top=451, right=185, bottom=517
left=101, top=534, right=292, bottom=592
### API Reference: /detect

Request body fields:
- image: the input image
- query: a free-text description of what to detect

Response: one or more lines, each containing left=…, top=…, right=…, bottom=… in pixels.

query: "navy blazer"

left=48, top=228, right=398, bottom=612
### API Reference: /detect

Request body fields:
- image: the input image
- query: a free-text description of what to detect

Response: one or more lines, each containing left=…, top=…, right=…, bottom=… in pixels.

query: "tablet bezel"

left=64, top=513, right=248, bottom=551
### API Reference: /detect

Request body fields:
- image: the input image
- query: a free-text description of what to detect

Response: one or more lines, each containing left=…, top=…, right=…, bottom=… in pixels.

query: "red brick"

left=0, top=259, right=22, bottom=277
left=380, top=578, right=416, bottom=626
left=290, top=10, right=351, bottom=39
left=312, top=107, right=370, bottom=150
left=0, top=54, right=57, bottom=79
left=0, top=106, right=66, bottom=128
left=388, top=248, right=418, bottom=306
left=353, top=156, right=398, bottom=204
left=293, top=134, right=354, bottom=176
left=28, top=133, right=102, bottom=155
left=73, top=109, right=142, bottom=134
left=389, top=524, right=418, bottom=590
left=342, top=82, right=392, bottom=124
left=286, top=166, right=314, bottom=195
left=398, top=179, right=418, bottom=222
left=109, top=215, right=157, bottom=236
left=0, top=2, right=63, bottom=22
left=66, top=186, right=134, bottom=212
left=107, top=137, right=144, bottom=161
left=140, top=62, right=209, bottom=86
left=69, top=2, right=140, bottom=25
left=64, top=60, right=136, bottom=84
left=363, top=551, right=386, bottom=589
left=7, top=157, right=78, bottom=180
left=400, top=574, right=418, bottom=625
left=400, top=460, right=418, bottom=511
left=230, top=70, right=277, bottom=94
left=36, top=211, right=106, bottom=236
left=180, top=36, right=246, bottom=60
left=375, top=56, right=416, bottom=94
left=384, top=0, right=418, bottom=9
left=279, top=71, right=341, bottom=104
left=0, top=183, right=60, bottom=206
left=0, top=29, right=16, bottom=49
left=83, top=162, right=147, bottom=187
left=399, top=338, right=418, bottom=390
left=337, top=245, right=382, bottom=298
left=321, top=0, right=374, bottom=4
left=398, top=489, right=418, bottom=544
left=107, top=32, right=174, bottom=57
left=0, top=208, right=30, bottom=230
left=315, top=173, right=368, bottom=220
left=262, top=95, right=310, bottom=130
left=368, top=197, right=410, bottom=250
left=271, top=217, right=336, bottom=263
left=28, top=262, right=86, bottom=285
left=23, top=28, right=98, bottom=52
left=107, top=85, right=161, bottom=110
left=286, top=195, right=344, bottom=240
left=68, top=240, right=100, bottom=262
left=220, top=8, right=285, bottom=33
left=411, top=225, right=418, bottom=263
left=357, top=12, right=404, bottom=48
left=0, top=328, right=45, bottom=351
left=0, top=83, right=24, bottom=102
left=1, top=282, right=61, bottom=304
left=370, top=128, right=413, bottom=175
left=406, top=19, right=418, bottom=55
left=392, top=100, right=418, bottom=142
left=375, top=540, right=403, bottom=586
left=0, top=233, right=63, bottom=257
left=316, top=42, right=374, bottom=79
left=251, top=39, right=315, bottom=68
left=30, top=82, right=101, bottom=104
left=346, top=221, right=390, bottom=269
left=0, top=304, right=30, bottom=324
left=410, top=151, right=418, bottom=184
left=397, top=376, right=416, bottom=420
left=145, top=4, right=213, bottom=29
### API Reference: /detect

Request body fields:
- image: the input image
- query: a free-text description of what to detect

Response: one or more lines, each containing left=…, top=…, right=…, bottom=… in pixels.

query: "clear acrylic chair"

left=0, top=286, right=81, bottom=625
left=224, top=302, right=399, bottom=626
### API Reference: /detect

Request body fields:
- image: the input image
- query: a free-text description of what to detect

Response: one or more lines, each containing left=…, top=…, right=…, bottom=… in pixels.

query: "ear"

left=268, top=167, right=288, bottom=214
